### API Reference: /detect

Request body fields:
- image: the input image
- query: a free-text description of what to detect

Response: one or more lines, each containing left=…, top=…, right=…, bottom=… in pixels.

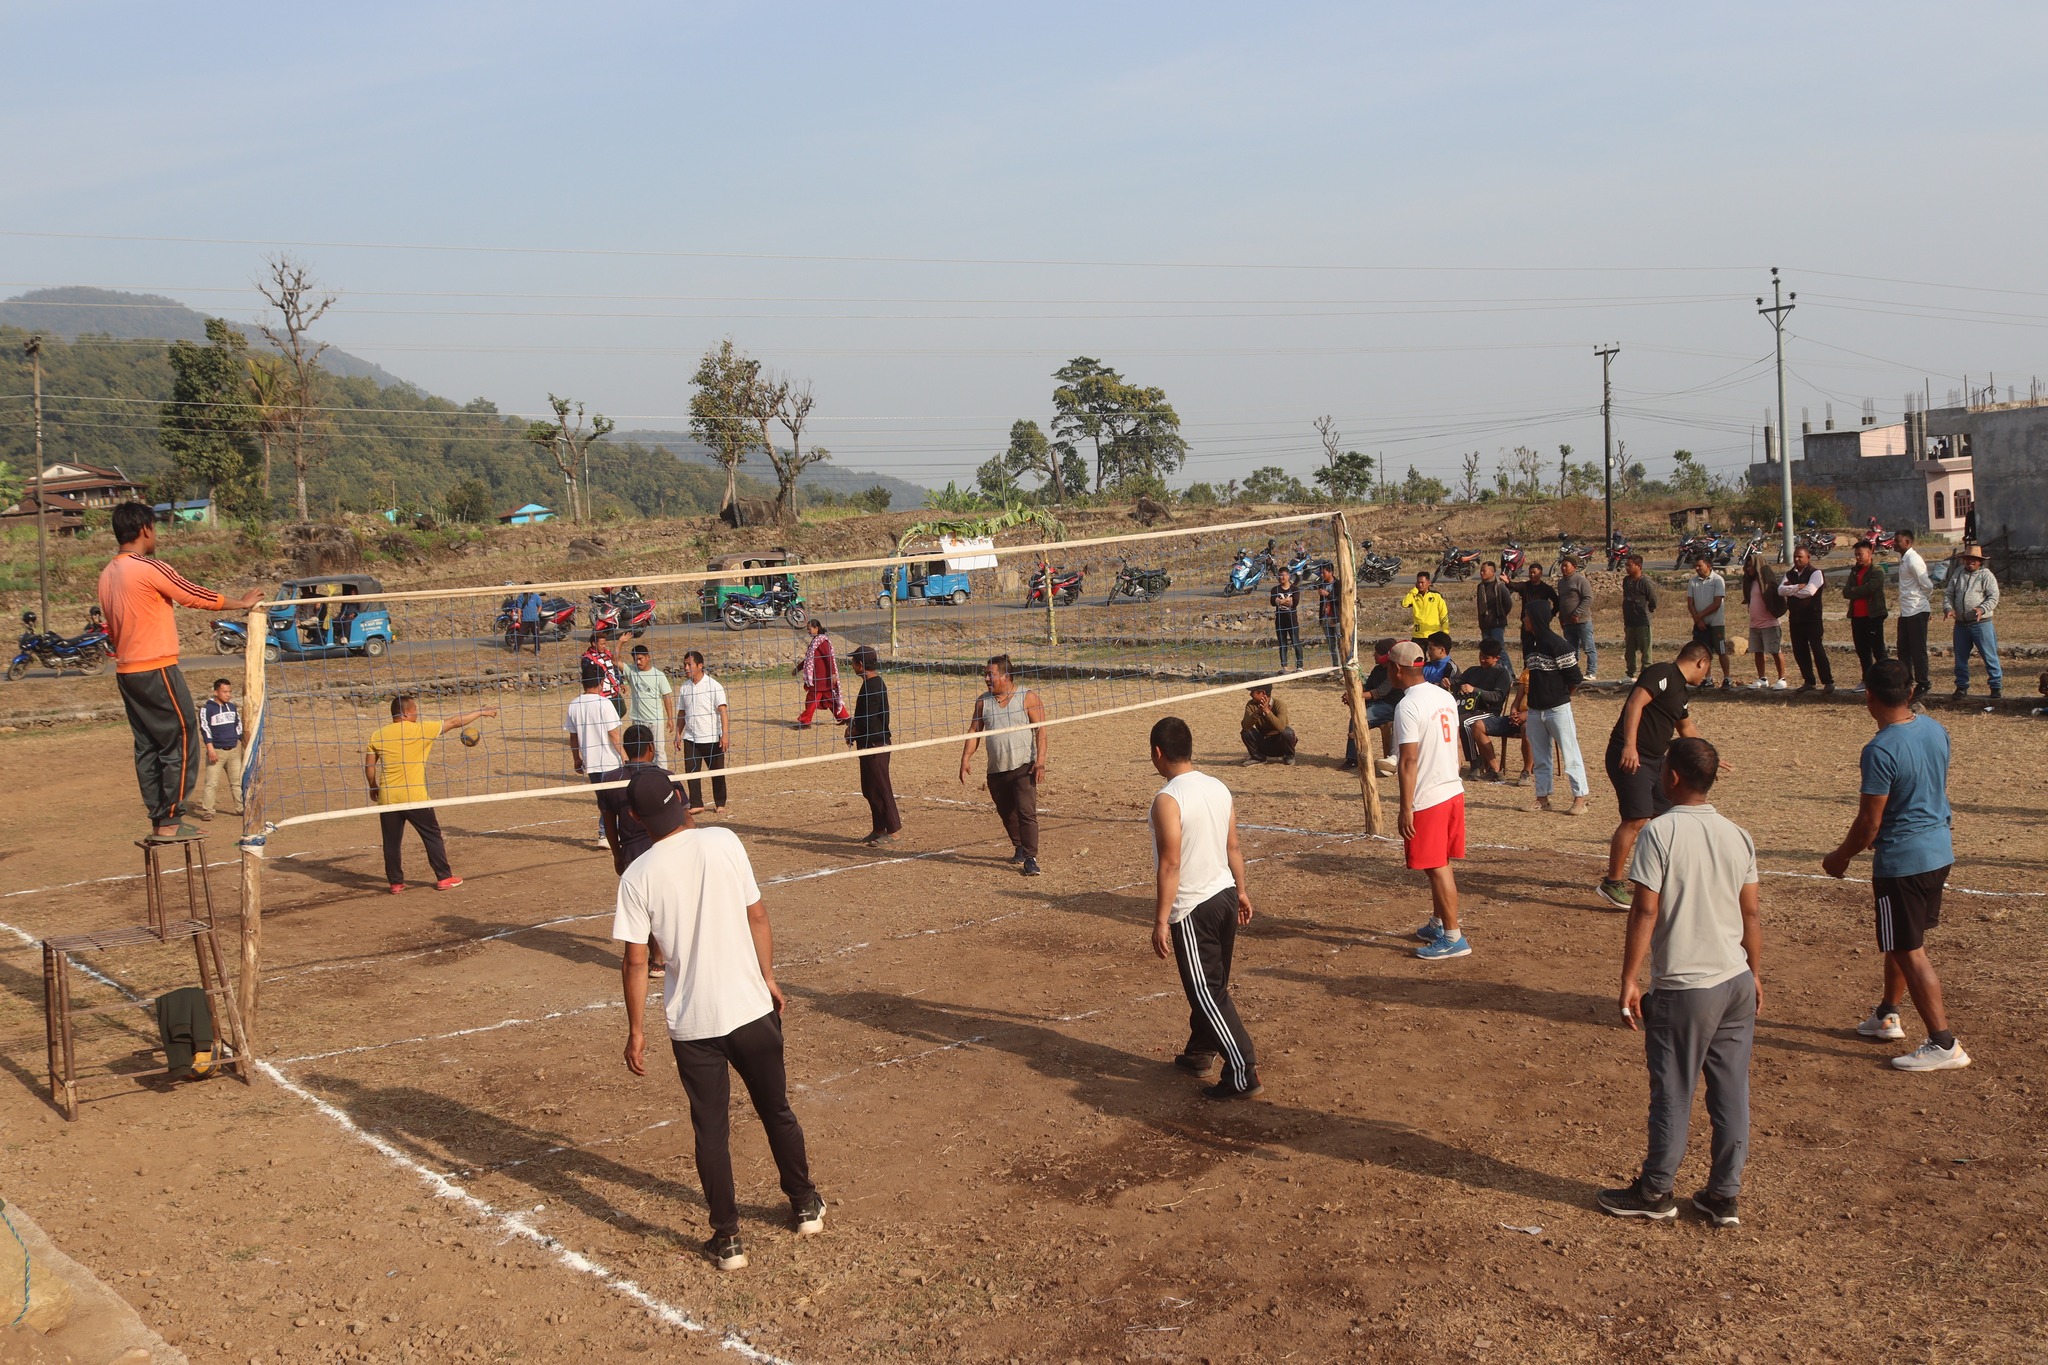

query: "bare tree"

left=254, top=255, right=336, bottom=520
left=1314, top=414, right=1342, bottom=469
left=1459, top=450, right=1482, bottom=502
left=525, top=395, right=614, bottom=521
left=1556, top=442, right=1574, bottom=499
left=766, top=377, right=831, bottom=521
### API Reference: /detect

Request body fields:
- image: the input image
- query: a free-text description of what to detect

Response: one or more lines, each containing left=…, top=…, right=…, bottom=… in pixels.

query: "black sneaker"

left=1172, top=1051, right=1219, bottom=1075
left=793, top=1194, right=826, bottom=1236
left=1691, top=1190, right=1740, bottom=1228
left=1006, top=846, right=1025, bottom=864
left=1201, top=1077, right=1263, bottom=1101
left=1020, top=856, right=1041, bottom=877
left=1597, top=1178, right=1677, bottom=1220
left=704, top=1233, right=747, bottom=1270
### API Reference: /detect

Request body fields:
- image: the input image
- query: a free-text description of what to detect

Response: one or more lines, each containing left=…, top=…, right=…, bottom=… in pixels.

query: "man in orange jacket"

left=97, top=503, right=264, bottom=841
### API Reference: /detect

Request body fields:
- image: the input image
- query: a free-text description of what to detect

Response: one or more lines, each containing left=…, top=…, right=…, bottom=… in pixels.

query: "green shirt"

left=623, top=664, right=674, bottom=727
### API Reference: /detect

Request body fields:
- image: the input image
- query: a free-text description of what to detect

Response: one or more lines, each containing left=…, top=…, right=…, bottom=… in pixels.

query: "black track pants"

left=1170, top=886, right=1258, bottom=1092
left=117, top=665, right=201, bottom=826
left=672, top=1010, right=817, bottom=1237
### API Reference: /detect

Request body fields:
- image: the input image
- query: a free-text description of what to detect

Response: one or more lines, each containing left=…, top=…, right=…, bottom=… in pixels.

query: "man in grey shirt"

left=1599, top=737, right=1761, bottom=1227
left=1556, top=553, right=1597, bottom=680
left=1684, top=556, right=1734, bottom=690
left=1943, top=544, right=2002, bottom=698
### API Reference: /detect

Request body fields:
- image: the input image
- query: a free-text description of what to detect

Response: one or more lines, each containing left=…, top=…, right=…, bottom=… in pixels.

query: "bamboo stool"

left=42, top=838, right=251, bottom=1120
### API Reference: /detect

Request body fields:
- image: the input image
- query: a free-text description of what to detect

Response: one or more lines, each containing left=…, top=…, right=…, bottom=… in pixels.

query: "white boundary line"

left=256, top=1060, right=794, bottom=1365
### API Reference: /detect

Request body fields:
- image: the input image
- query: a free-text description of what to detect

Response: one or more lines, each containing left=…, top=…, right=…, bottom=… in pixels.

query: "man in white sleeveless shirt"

left=1147, top=715, right=1262, bottom=1100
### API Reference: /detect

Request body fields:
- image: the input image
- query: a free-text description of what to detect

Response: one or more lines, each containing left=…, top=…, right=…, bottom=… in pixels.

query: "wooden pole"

left=1040, top=550, right=1057, bottom=646
left=237, top=605, right=267, bottom=1057
left=1331, top=513, right=1385, bottom=837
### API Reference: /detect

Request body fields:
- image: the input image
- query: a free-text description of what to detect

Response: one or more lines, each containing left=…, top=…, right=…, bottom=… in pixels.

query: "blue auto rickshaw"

left=213, top=574, right=394, bottom=663
left=879, top=556, right=974, bottom=608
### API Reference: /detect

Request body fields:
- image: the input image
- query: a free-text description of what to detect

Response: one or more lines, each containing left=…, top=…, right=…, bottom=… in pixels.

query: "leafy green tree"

left=0, top=459, right=21, bottom=509
left=1180, top=482, right=1218, bottom=505
left=1057, top=448, right=1089, bottom=500
left=1050, top=357, right=1188, bottom=492
left=689, top=338, right=765, bottom=519
left=852, top=485, right=892, bottom=513
left=975, top=454, right=1018, bottom=499
left=999, top=419, right=1060, bottom=501
left=1243, top=466, right=1311, bottom=503
left=1400, top=465, right=1449, bottom=505
left=1670, top=448, right=1714, bottom=499
left=159, top=318, right=260, bottom=514
left=924, top=481, right=992, bottom=512
left=1313, top=449, right=1376, bottom=502
left=444, top=478, right=493, bottom=523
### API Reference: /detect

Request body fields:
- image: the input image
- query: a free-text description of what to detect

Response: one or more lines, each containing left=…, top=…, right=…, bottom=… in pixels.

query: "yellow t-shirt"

left=368, top=720, right=445, bottom=805
left=1402, top=589, right=1450, bottom=637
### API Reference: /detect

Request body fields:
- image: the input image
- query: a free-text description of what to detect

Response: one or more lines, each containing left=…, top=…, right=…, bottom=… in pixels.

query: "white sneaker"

left=1891, top=1038, right=1971, bottom=1072
left=1856, top=1007, right=1905, bottom=1040
left=1772, top=678, right=1789, bottom=690
left=1375, top=759, right=1397, bottom=777
left=1749, top=678, right=1767, bottom=689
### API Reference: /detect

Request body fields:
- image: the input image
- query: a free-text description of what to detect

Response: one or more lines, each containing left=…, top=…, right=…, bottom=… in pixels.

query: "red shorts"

left=1404, top=793, right=1467, bottom=871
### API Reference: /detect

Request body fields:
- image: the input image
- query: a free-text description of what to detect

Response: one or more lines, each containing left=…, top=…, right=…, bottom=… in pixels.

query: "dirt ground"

left=2, top=672, right=2045, bottom=1364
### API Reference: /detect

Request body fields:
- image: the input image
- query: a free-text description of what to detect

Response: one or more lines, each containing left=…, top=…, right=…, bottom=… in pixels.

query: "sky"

left=7, top=1, right=2048, bottom=493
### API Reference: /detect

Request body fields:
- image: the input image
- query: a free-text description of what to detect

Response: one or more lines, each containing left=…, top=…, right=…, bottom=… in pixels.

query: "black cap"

left=581, top=658, right=607, bottom=687
left=626, top=770, right=690, bottom=839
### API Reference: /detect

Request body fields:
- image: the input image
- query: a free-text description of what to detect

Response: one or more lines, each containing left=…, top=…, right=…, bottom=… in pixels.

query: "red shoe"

left=389, top=883, right=406, bottom=895
left=435, top=876, right=463, bottom=891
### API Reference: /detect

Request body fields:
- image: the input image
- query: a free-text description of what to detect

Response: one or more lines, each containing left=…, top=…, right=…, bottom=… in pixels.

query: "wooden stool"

left=41, top=838, right=251, bottom=1120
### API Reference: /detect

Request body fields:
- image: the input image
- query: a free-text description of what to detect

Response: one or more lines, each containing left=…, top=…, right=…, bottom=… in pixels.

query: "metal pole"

left=1596, top=345, right=1619, bottom=558
left=27, top=336, right=48, bottom=629
left=1758, top=269, right=1797, bottom=563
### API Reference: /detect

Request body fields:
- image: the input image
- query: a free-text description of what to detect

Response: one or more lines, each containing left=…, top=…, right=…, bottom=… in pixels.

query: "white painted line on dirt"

left=0, top=916, right=138, bottom=997
left=256, top=1060, right=794, bottom=1365
left=805, top=1034, right=992, bottom=1088
left=274, top=999, right=624, bottom=1065
left=444, top=1116, right=684, bottom=1179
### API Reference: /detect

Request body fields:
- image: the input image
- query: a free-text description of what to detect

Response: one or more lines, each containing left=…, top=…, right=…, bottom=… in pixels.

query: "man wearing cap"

left=1944, top=545, right=2002, bottom=698
left=846, top=644, right=901, bottom=846
left=1394, top=640, right=1472, bottom=960
left=1239, top=683, right=1297, bottom=765
left=622, top=644, right=675, bottom=768
left=613, top=771, right=824, bottom=1271
left=567, top=658, right=627, bottom=844
left=1557, top=552, right=1597, bottom=680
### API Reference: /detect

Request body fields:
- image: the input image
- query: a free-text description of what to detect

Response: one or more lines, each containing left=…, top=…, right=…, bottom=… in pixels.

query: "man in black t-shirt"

left=1270, top=570, right=1303, bottom=672
left=1456, top=639, right=1522, bottom=782
left=598, top=724, right=681, bottom=969
left=846, top=645, right=901, bottom=845
left=1597, top=642, right=1714, bottom=908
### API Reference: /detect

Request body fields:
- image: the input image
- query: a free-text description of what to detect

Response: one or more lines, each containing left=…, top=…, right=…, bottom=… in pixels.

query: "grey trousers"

left=1640, top=972, right=1755, bottom=1197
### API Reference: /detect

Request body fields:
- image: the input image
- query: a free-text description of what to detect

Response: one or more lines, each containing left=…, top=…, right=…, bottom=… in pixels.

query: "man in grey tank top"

left=958, top=654, right=1048, bottom=876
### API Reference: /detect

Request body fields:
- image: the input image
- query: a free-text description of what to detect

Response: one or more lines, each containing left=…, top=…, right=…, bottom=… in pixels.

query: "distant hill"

left=0, top=286, right=406, bottom=387
left=615, top=429, right=930, bottom=512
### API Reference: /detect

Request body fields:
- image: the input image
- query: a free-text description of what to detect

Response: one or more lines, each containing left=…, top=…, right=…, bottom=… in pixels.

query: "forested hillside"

left=0, top=324, right=764, bottom=520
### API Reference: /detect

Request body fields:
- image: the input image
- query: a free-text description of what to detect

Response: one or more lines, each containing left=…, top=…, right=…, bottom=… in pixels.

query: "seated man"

left=1352, top=637, right=1404, bottom=776
left=1458, top=638, right=1526, bottom=782
left=1423, top=631, right=1459, bottom=688
left=1239, top=684, right=1298, bottom=765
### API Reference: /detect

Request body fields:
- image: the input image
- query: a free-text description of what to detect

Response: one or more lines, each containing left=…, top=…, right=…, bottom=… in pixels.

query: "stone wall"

left=1968, top=405, right=2048, bottom=584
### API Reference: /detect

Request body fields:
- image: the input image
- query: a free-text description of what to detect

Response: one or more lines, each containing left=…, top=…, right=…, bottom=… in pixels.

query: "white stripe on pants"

left=1523, top=703, right=1587, bottom=798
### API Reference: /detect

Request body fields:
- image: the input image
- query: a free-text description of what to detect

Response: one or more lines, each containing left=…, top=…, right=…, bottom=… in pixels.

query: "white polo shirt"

left=612, top=826, right=773, bottom=1042
left=676, top=674, right=729, bottom=744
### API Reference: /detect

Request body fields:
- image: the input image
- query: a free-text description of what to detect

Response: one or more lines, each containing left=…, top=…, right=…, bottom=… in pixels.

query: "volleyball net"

left=235, top=511, right=1362, bottom=833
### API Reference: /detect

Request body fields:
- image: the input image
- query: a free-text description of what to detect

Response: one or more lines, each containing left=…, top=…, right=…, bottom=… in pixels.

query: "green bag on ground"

left=154, top=987, right=215, bottom=1079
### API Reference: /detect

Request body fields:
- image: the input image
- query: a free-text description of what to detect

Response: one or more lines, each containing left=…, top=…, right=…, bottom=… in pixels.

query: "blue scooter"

left=1223, top=547, right=1270, bottom=596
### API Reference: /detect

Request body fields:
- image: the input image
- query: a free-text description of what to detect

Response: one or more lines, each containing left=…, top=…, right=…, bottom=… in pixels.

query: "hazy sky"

left=8, top=1, right=2048, bottom=491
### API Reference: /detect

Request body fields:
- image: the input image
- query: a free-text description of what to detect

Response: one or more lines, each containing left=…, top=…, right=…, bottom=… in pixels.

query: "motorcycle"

left=589, top=586, right=655, bottom=642
left=1499, top=540, right=1526, bottom=577
left=494, top=593, right=579, bottom=650
left=1856, top=517, right=1899, bottom=554
left=1107, top=559, right=1172, bottom=604
left=1283, top=548, right=1334, bottom=583
left=1026, top=564, right=1085, bottom=607
left=7, top=611, right=109, bottom=681
left=1355, top=538, right=1402, bottom=588
left=1675, top=526, right=1733, bottom=569
left=1556, top=532, right=1591, bottom=568
left=1604, top=531, right=1632, bottom=572
left=722, top=585, right=808, bottom=632
left=1222, top=547, right=1269, bottom=597
left=1433, top=539, right=1483, bottom=582
left=1797, top=519, right=1838, bottom=559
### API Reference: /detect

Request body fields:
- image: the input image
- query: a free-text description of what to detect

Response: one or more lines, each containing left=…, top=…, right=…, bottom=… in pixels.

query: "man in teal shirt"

left=624, top=645, right=676, bottom=768
left=1822, top=660, right=1967, bottom=1071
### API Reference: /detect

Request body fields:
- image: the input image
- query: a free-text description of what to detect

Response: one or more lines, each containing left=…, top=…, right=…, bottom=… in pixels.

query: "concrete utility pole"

left=1595, top=344, right=1619, bottom=558
left=26, top=335, right=49, bottom=629
left=1758, top=269, right=1797, bottom=564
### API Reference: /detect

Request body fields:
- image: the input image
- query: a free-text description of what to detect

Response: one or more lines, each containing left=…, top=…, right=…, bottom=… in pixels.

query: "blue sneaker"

left=1413, top=918, right=1445, bottom=943
left=1416, top=934, right=1471, bottom=961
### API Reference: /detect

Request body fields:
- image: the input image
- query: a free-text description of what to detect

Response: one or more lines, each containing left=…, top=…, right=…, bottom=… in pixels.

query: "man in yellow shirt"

left=1402, top=571, right=1450, bottom=641
left=365, top=693, right=498, bottom=894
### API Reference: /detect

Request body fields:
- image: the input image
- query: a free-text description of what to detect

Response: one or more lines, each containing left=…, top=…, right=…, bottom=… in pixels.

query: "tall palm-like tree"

left=244, top=355, right=292, bottom=514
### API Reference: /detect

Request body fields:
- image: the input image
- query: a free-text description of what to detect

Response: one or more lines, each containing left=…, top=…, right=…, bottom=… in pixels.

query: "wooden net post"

left=236, top=604, right=266, bottom=1058
left=1040, top=550, right=1058, bottom=646
left=887, top=567, right=899, bottom=651
left=1331, top=513, right=1385, bottom=837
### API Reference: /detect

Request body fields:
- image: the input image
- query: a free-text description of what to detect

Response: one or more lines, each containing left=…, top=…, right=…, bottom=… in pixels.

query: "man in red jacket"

left=98, top=503, right=264, bottom=841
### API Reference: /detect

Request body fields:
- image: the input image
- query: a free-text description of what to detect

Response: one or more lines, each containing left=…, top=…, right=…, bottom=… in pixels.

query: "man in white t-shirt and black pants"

left=566, top=658, right=625, bottom=845
left=1147, top=715, right=1261, bottom=1101
left=613, top=771, right=823, bottom=1271
left=1395, top=641, right=1471, bottom=961
left=675, top=650, right=730, bottom=813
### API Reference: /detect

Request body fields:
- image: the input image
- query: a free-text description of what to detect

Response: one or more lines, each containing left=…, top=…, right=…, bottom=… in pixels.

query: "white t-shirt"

left=563, top=691, right=624, bottom=773
left=1896, top=547, right=1933, bottom=617
left=611, top=827, right=773, bottom=1042
left=676, top=675, right=729, bottom=744
left=1393, top=680, right=1463, bottom=813
left=1153, top=769, right=1236, bottom=923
